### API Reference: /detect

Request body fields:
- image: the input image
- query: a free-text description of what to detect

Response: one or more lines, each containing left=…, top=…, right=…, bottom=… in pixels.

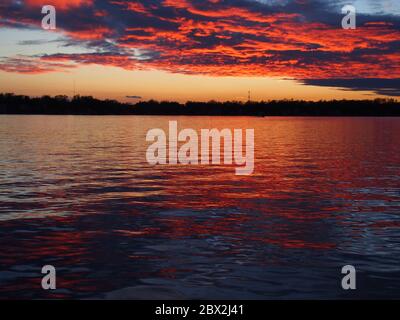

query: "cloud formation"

left=0, top=0, right=400, bottom=96
left=126, top=95, right=142, bottom=99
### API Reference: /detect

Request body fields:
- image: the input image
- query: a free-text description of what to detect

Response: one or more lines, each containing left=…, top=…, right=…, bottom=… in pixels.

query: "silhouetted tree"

left=0, top=93, right=399, bottom=116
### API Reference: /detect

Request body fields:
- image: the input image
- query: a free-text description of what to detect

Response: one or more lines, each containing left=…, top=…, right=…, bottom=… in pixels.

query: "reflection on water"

left=0, top=115, right=400, bottom=299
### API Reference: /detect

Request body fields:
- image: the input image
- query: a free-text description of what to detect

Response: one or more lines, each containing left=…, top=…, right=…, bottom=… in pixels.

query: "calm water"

left=0, top=115, right=400, bottom=299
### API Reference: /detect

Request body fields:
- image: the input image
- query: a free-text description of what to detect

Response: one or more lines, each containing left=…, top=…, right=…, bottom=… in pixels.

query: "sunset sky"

left=0, top=0, right=399, bottom=102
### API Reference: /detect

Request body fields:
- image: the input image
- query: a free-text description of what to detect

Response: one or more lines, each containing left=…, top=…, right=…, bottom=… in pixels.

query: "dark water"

left=0, top=115, right=400, bottom=299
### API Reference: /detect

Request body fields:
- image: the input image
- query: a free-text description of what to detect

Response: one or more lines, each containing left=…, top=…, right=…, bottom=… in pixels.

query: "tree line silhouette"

left=0, top=93, right=399, bottom=116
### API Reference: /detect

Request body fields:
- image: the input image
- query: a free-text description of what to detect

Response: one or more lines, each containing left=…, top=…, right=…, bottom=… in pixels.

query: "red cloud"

left=1, top=0, right=399, bottom=82
left=65, top=27, right=113, bottom=40
left=25, top=0, right=93, bottom=10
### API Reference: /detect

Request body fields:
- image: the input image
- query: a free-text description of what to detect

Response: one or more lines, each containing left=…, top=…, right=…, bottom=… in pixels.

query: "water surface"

left=0, top=115, right=400, bottom=299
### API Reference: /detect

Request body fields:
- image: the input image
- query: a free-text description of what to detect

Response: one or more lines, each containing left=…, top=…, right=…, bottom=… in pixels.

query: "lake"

left=0, top=115, right=400, bottom=299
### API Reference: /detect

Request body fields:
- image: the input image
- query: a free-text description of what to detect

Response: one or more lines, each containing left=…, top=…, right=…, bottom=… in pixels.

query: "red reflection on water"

left=1, top=117, right=400, bottom=298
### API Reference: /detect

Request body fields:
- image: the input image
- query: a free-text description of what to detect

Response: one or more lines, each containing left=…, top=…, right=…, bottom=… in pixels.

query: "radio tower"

left=248, top=90, right=251, bottom=103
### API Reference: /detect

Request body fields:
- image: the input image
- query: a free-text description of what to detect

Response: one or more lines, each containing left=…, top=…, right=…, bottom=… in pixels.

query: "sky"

left=0, top=0, right=399, bottom=102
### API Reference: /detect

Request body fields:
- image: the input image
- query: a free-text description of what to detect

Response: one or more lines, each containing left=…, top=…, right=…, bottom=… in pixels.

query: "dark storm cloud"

left=301, top=78, right=400, bottom=96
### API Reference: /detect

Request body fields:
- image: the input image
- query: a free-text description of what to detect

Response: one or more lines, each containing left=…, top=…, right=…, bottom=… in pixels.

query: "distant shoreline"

left=1, top=93, right=399, bottom=117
